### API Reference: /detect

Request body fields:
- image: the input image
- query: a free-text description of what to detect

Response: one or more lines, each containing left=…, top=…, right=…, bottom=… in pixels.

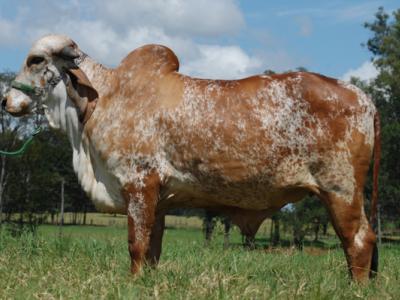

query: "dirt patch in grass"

left=304, top=247, right=331, bottom=256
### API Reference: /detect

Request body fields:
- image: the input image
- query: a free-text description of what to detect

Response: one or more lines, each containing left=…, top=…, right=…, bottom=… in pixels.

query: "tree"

left=281, top=196, right=329, bottom=250
left=270, top=214, right=281, bottom=246
left=263, top=69, right=276, bottom=75
left=0, top=72, right=17, bottom=225
left=202, top=211, right=232, bottom=248
left=363, top=7, right=400, bottom=225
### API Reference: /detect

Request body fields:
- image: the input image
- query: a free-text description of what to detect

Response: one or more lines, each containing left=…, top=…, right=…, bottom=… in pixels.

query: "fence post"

left=59, top=178, right=65, bottom=238
left=377, top=204, right=382, bottom=247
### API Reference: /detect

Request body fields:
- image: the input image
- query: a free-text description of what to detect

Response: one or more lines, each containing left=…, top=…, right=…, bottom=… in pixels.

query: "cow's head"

left=3, top=34, right=97, bottom=128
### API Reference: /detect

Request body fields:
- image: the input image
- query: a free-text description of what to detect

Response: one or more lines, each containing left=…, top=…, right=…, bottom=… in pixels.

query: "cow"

left=203, top=210, right=269, bottom=249
left=3, top=35, right=380, bottom=282
left=203, top=210, right=232, bottom=248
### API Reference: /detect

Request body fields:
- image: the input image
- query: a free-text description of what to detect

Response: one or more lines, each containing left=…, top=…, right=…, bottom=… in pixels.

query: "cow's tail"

left=370, top=111, right=381, bottom=228
left=369, top=111, right=381, bottom=278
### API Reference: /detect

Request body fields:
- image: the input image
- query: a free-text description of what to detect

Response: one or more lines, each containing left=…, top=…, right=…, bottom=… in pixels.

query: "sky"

left=0, top=0, right=398, bottom=81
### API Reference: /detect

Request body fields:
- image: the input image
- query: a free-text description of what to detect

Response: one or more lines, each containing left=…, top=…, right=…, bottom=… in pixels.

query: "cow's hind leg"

left=319, top=189, right=377, bottom=282
left=145, top=212, right=165, bottom=266
left=123, top=173, right=160, bottom=274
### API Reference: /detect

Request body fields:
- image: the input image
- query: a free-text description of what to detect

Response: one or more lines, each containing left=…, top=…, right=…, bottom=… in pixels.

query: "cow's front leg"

left=320, top=190, right=377, bottom=282
left=122, top=173, right=160, bottom=274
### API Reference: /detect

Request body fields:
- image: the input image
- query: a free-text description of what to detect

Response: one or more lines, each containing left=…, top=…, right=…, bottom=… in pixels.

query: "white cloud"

left=0, top=18, right=20, bottom=45
left=181, top=45, right=263, bottom=79
left=97, top=0, right=245, bottom=37
left=342, top=61, right=378, bottom=82
left=0, top=0, right=263, bottom=79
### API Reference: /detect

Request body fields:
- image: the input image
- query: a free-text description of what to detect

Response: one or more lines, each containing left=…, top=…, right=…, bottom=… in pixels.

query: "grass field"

left=0, top=223, right=399, bottom=299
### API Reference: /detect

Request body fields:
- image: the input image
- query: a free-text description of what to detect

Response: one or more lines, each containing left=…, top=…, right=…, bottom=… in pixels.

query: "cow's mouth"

left=5, top=104, right=31, bottom=117
left=7, top=110, right=29, bottom=117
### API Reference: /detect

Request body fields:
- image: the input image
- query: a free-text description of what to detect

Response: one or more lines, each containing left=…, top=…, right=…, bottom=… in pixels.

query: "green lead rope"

left=11, top=81, right=37, bottom=95
left=0, top=127, right=42, bottom=156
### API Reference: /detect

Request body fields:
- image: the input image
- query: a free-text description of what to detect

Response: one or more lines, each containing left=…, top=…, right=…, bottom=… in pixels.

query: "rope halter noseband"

left=10, top=81, right=45, bottom=97
left=11, top=72, right=65, bottom=97
left=10, top=68, right=65, bottom=115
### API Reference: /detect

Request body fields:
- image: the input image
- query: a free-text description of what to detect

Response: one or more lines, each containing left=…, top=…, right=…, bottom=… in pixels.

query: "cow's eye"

left=27, top=56, right=45, bottom=67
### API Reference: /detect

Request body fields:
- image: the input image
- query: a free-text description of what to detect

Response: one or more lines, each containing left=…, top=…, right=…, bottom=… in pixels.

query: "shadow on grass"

left=218, top=236, right=400, bottom=251
left=224, top=238, right=340, bottom=251
left=381, top=237, right=400, bottom=244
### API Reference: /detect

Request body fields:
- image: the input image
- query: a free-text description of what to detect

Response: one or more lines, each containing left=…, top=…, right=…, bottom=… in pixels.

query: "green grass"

left=0, top=225, right=399, bottom=299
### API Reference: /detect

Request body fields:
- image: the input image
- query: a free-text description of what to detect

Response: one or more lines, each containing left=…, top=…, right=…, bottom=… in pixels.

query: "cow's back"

left=161, top=72, right=375, bottom=184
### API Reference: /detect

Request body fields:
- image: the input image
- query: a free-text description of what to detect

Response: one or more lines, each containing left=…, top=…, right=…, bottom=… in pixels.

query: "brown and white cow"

left=3, top=35, right=380, bottom=282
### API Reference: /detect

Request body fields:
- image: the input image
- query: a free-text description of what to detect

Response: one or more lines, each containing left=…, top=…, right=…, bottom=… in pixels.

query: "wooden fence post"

left=377, top=204, right=382, bottom=247
left=59, top=178, right=65, bottom=238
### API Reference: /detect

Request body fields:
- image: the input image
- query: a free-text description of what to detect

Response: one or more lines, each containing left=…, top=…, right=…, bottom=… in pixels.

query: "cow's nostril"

left=1, top=97, right=7, bottom=109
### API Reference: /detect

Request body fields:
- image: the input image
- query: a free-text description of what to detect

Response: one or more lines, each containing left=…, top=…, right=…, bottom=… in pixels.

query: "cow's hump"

left=118, top=44, right=180, bottom=76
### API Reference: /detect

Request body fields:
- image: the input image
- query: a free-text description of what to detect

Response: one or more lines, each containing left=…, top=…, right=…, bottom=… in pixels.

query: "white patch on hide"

left=338, top=80, right=376, bottom=146
left=127, top=192, right=146, bottom=243
left=354, top=210, right=369, bottom=249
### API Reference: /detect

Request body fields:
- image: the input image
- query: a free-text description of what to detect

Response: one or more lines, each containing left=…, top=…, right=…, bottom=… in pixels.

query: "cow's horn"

left=58, top=45, right=80, bottom=60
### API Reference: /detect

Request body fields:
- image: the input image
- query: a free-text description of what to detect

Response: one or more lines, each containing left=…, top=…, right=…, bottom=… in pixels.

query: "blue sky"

left=0, top=0, right=398, bottom=80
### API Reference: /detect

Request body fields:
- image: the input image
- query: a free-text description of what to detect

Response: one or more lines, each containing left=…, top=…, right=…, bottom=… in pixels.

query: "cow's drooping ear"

left=66, top=69, right=98, bottom=124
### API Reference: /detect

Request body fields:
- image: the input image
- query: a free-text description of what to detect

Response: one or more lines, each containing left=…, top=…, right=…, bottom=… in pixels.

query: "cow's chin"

left=6, top=106, right=31, bottom=117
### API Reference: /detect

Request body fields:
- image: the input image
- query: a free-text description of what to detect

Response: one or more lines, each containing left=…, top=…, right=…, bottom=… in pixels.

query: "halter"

left=10, top=50, right=88, bottom=97
left=1, top=69, right=64, bottom=156
left=10, top=67, right=66, bottom=117
left=10, top=81, right=45, bottom=97
left=1, top=53, right=89, bottom=156
left=11, top=73, right=64, bottom=99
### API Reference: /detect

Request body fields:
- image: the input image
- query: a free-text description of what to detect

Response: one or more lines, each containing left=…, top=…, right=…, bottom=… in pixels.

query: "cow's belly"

left=160, top=175, right=310, bottom=210
left=159, top=150, right=319, bottom=210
